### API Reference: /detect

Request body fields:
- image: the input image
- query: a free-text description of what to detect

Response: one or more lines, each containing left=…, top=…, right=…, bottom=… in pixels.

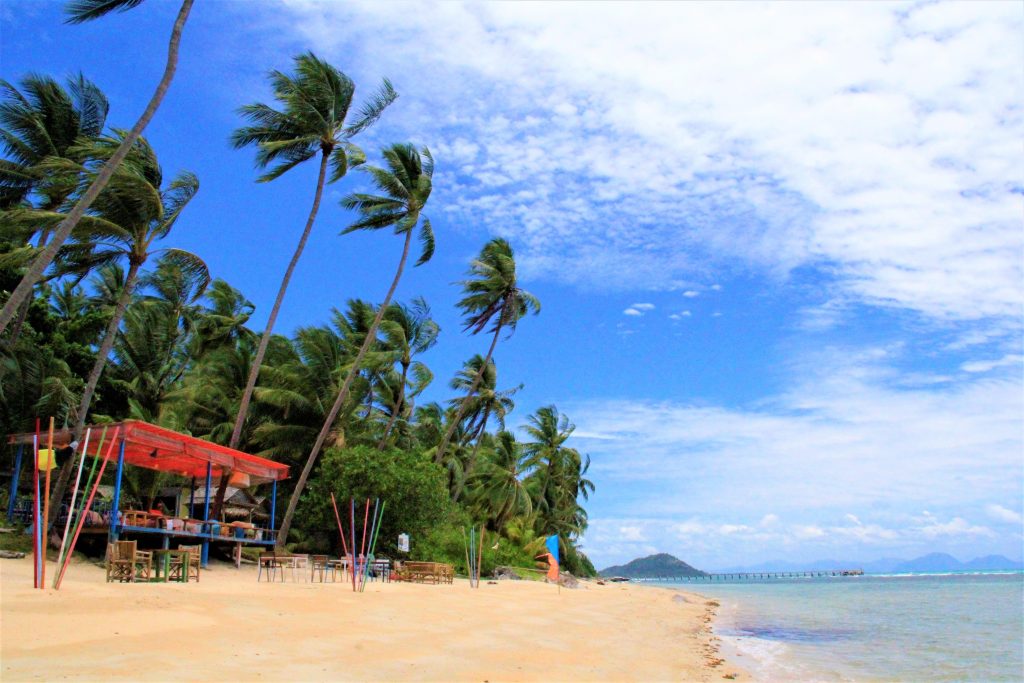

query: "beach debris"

left=723, top=674, right=738, bottom=680
left=705, top=600, right=720, bottom=607
left=672, top=594, right=690, bottom=603
left=0, top=550, right=26, bottom=559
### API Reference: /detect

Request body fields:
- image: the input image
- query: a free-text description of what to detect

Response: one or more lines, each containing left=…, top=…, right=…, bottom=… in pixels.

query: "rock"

left=0, top=550, right=26, bottom=559
left=492, top=566, right=523, bottom=580
left=557, top=572, right=579, bottom=589
left=705, top=600, right=720, bottom=607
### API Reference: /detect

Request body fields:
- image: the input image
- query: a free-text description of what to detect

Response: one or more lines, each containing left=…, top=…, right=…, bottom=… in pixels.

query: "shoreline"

left=2, top=557, right=750, bottom=682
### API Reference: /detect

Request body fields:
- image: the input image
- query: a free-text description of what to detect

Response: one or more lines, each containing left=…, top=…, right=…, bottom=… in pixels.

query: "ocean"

left=664, top=572, right=1024, bottom=682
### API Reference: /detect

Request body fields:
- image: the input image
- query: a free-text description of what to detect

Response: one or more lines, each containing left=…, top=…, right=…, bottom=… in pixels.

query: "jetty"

left=635, top=569, right=864, bottom=582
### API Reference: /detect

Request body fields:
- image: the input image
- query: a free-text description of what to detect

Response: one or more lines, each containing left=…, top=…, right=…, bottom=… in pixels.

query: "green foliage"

left=302, top=445, right=448, bottom=557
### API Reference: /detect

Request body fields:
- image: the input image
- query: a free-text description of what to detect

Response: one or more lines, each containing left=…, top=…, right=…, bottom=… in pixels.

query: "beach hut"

left=6, top=420, right=289, bottom=567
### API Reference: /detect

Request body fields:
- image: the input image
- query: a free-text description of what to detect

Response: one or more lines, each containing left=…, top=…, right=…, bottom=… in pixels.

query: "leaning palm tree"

left=0, top=0, right=195, bottom=335
left=41, top=132, right=206, bottom=527
left=471, top=430, right=533, bottom=533
left=434, top=238, right=539, bottom=464
left=376, top=298, right=439, bottom=449
left=226, top=52, right=396, bottom=451
left=275, top=143, right=435, bottom=547
left=0, top=73, right=109, bottom=342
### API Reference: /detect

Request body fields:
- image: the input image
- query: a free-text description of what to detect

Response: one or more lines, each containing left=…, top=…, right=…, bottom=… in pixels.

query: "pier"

left=634, top=569, right=864, bottom=582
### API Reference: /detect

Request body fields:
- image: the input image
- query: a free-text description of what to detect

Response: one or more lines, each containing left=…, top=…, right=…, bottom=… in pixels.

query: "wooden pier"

left=634, top=569, right=864, bottom=582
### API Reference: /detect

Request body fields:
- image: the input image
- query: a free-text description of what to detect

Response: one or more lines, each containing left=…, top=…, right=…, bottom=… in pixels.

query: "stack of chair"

left=105, top=540, right=152, bottom=582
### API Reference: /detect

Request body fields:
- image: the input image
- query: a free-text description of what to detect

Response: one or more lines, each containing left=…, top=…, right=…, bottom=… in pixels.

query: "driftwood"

left=0, top=550, right=27, bottom=559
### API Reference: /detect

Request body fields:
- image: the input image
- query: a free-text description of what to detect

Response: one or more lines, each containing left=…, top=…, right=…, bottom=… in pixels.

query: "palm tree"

left=522, top=405, right=594, bottom=539
left=434, top=238, right=539, bottom=464
left=0, top=73, right=109, bottom=342
left=43, top=132, right=206, bottom=527
left=276, top=143, right=435, bottom=547
left=209, top=54, right=397, bottom=521
left=447, top=355, right=520, bottom=501
left=226, top=52, right=396, bottom=451
left=376, top=298, right=439, bottom=449
left=0, top=0, right=195, bottom=335
left=471, top=430, right=533, bottom=533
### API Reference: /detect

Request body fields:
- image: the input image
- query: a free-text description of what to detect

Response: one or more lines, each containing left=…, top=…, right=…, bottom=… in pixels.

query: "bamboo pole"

left=54, top=427, right=120, bottom=590
left=54, top=428, right=90, bottom=587
left=362, top=499, right=374, bottom=589
left=329, top=492, right=349, bottom=558
left=350, top=498, right=356, bottom=592
left=73, top=427, right=106, bottom=531
left=41, top=417, right=54, bottom=587
left=478, top=527, right=485, bottom=586
left=360, top=500, right=385, bottom=593
left=359, top=498, right=378, bottom=592
left=32, top=422, right=39, bottom=589
left=462, top=527, right=471, bottom=585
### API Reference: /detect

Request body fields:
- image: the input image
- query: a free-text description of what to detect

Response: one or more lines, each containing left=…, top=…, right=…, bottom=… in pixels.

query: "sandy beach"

left=1, top=556, right=747, bottom=682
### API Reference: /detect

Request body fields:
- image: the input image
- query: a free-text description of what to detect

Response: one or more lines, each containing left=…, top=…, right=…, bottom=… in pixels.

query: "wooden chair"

left=310, top=555, right=332, bottom=582
left=258, top=550, right=283, bottom=582
left=106, top=540, right=152, bottom=582
left=177, top=545, right=201, bottom=582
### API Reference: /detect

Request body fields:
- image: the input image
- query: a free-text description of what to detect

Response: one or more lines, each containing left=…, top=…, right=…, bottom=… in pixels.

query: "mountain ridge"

left=599, top=553, right=706, bottom=578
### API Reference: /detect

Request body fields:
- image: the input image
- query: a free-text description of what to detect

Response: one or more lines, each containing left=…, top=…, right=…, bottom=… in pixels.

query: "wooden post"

left=32, top=425, right=39, bottom=588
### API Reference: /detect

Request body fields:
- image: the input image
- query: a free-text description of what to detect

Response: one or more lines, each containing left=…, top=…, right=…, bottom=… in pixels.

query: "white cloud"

left=682, top=290, right=700, bottom=298
left=622, top=308, right=642, bottom=316
left=668, top=310, right=692, bottom=321
left=961, top=354, right=1024, bottom=374
left=985, top=503, right=1023, bottom=525
left=273, top=1, right=1023, bottom=325
left=631, top=303, right=655, bottom=311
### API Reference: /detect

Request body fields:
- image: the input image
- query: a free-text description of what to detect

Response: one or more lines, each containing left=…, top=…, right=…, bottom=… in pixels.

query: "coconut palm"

left=447, top=355, right=520, bottom=502
left=0, top=73, right=109, bottom=342
left=226, top=52, right=396, bottom=451
left=434, top=238, right=539, bottom=464
left=0, top=0, right=195, bottom=335
left=376, top=298, right=439, bottom=449
left=522, top=405, right=594, bottom=539
left=42, top=132, right=206, bottom=527
left=470, top=430, right=533, bottom=533
left=276, top=143, right=435, bottom=547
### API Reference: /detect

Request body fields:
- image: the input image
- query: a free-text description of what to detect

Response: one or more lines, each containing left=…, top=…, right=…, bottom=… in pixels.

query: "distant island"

left=710, top=552, right=1024, bottom=574
left=599, top=553, right=707, bottom=578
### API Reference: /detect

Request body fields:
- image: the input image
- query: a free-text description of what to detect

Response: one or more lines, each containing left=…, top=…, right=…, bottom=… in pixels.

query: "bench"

left=393, top=561, right=454, bottom=584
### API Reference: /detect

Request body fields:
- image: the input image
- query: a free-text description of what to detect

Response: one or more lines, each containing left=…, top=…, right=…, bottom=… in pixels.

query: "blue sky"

left=3, top=1, right=1022, bottom=570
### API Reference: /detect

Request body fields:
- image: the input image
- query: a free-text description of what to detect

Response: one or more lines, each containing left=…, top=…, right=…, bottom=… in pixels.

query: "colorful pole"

left=41, top=417, right=54, bottom=587
left=359, top=498, right=379, bottom=592
left=360, top=500, right=385, bottom=593
left=350, top=498, right=356, bottom=592
left=55, top=427, right=120, bottom=590
left=330, top=493, right=349, bottom=558
left=73, top=427, right=106, bottom=529
left=32, top=423, right=39, bottom=589
left=54, top=428, right=90, bottom=587
left=362, top=497, right=374, bottom=593
left=6, top=444, right=23, bottom=521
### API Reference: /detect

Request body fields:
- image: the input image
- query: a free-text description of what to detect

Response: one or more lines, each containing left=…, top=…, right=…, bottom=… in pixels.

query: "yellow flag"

left=37, top=449, right=58, bottom=471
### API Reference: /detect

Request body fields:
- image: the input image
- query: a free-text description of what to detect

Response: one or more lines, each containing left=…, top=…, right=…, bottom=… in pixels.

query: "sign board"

left=398, top=533, right=409, bottom=552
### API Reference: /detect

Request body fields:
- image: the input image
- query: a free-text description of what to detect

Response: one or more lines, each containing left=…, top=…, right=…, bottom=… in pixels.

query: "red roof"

left=7, top=420, right=289, bottom=484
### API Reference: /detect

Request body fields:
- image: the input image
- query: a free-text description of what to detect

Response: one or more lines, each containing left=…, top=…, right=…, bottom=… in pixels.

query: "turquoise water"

left=665, top=572, right=1024, bottom=681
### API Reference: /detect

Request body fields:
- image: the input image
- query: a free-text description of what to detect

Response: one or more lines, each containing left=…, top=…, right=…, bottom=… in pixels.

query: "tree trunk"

left=47, top=260, right=141, bottom=530
left=0, top=0, right=194, bottom=336
left=376, top=361, right=409, bottom=450
left=452, top=411, right=489, bottom=503
left=211, top=149, right=332, bottom=521
left=434, top=323, right=503, bottom=464
left=276, top=228, right=413, bottom=548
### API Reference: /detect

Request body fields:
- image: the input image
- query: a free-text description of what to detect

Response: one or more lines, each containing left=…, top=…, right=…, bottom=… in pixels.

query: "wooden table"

left=152, top=549, right=190, bottom=583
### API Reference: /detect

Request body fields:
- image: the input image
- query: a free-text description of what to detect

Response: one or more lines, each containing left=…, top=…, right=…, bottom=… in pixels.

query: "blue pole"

left=201, top=462, right=211, bottom=567
left=189, top=477, right=195, bottom=518
left=270, top=480, right=277, bottom=531
left=7, top=445, right=23, bottom=521
left=109, top=439, right=126, bottom=542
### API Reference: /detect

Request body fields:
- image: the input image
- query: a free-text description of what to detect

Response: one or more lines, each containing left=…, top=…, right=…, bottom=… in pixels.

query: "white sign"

left=398, top=533, right=409, bottom=552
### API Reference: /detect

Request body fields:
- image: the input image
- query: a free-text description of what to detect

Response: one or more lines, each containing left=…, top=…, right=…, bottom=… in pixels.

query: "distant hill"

left=963, top=555, right=1024, bottom=571
left=894, top=553, right=1024, bottom=573
left=600, top=553, right=706, bottom=578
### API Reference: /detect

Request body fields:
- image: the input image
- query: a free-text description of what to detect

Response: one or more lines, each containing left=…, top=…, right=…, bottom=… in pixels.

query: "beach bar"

left=6, top=420, right=289, bottom=567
